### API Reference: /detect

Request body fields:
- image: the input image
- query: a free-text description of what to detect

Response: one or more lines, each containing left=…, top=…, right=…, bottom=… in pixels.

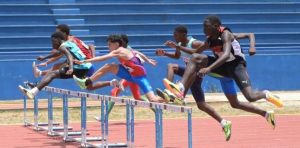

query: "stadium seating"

left=1, top=0, right=300, bottom=99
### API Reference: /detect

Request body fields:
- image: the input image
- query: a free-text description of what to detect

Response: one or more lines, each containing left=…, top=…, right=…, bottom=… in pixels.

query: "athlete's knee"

left=86, top=85, right=94, bottom=90
left=102, top=63, right=118, bottom=72
left=103, top=63, right=113, bottom=69
left=47, top=71, right=60, bottom=78
left=167, top=63, right=176, bottom=68
left=244, top=93, right=257, bottom=102
left=229, top=100, right=241, bottom=109
left=167, top=63, right=178, bottom=71
left=191, top=53, right=206, bottom=60
left=196, top=102, right=209, bottom=111
left=191, top=53, right=208, bottom=66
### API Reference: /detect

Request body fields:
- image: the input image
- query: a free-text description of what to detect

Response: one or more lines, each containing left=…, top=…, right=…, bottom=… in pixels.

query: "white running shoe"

left=18, top=85, right=34, bottom=100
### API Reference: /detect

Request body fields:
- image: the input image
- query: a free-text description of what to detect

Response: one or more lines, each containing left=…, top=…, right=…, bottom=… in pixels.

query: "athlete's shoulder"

left=219, top=26, right=232, bottom=33
left=191, top=38, right=204, bottom=49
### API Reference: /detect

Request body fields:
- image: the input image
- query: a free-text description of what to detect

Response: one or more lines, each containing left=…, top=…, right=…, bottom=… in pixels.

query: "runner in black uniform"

left=165, top=15, right=283, bottom=140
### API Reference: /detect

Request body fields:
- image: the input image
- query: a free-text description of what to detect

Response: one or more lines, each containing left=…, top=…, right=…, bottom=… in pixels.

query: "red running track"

left=0, top=115, right=299, bottom=148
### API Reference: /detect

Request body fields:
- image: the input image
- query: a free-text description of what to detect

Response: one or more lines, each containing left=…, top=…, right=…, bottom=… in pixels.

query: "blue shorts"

left=86, top=65, right=95, bottom=77
left=176, top=66, right=236, bottom=103
left=208, top=73, right=237, bottom=95
left=116, top=64, right=153, bottom=94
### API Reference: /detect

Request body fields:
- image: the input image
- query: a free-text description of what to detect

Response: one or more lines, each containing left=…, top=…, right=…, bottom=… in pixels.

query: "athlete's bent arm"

left=234, top=33, right=256, bottom=56
left=204, top=30, right=233, bottom=73
left=134, top=50, right=156, bottom=65
left=58, top=46, right=73, bottom=73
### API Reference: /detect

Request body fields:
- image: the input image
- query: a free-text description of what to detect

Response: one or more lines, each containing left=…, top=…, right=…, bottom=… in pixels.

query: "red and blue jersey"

left=118, top=52, right=146, bottom=77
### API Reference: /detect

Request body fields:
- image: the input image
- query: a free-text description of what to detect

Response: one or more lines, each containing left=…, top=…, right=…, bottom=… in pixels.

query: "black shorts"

left=207, top=56, right=251, bottom=90
left=58, top=66, right=89, bottom=79
left=175, top=65, right=205, bottom=103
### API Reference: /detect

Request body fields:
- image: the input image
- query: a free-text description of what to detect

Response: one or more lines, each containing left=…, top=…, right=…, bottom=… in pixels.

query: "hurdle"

left=23, top=86, right=193, bottom=148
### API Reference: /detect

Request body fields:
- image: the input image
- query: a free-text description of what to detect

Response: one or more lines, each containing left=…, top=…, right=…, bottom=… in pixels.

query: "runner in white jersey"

left=164, top=16, right=283, bottom=141
left=156, top=25, right=278, bottom=141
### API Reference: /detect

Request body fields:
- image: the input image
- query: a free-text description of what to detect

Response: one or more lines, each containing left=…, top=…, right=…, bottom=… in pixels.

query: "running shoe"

left=266, top=110, right=276, bottom=129
left=163, top=78, right=184, bottom=99
left=264, top=90, right=283, bottom=108
left=18, top=85, right=34, bottom=100
left=223, top=121, right=232, bottom=141
left=73, top=75, right=87, bottom=89
left=156, top=88, right=171, bottom=103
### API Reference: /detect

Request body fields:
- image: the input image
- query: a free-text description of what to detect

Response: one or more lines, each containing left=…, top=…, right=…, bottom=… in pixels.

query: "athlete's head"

left=203, top=15, right=222, bottom=38
left=120, top=34, right=129, bottom=48
left=173, top=25, right=188, bottom=43
left=51, top=31, right=66, bottom=49
left=56, top=24, right=70, bottom=40
left=107, top=34, right=123, bottom=52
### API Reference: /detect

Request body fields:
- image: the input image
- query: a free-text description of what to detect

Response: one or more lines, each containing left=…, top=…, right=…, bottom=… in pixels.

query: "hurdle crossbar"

left=23, top=86, right=193, bottom=148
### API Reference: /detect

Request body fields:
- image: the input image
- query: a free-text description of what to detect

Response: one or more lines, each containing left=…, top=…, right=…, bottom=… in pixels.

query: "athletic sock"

left=265, top=112, right=269, bottom=119
left=220, top=119, right=227, bottom=127
left=85, top=78, right=92, bottom=86
left=140, top=96, right=149, bottom=102
left=38, top=70, right=42, bottom=77
left=30, top=87, right=39, bottom=96
left=178, top=82, right=185, bottom=92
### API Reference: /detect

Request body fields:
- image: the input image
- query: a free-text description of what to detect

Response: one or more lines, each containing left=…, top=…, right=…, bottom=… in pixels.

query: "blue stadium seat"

left=1, top=0, right=300, bottom=99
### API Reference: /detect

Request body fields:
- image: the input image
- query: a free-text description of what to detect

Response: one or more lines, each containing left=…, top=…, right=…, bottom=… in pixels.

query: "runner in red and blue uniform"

left=73, top=34, right=164, bottom=102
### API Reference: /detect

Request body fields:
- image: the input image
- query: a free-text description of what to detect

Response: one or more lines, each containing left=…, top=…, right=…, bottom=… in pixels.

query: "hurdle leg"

left=188, top=111, right=192, bottom=148
left=126, top=100, right=131, bottom=147
left=155, top=106, right=159, bottom=148
left=100, top=98, right=106, bottom=147
left=81, top=96, right=87, bottom=147
left=155, top=106, right=163, bottom=148
left=130, top=101, right=135, bottom=148
left=48, top=92, right=54, bottom=135
left=159, top=108, right=163, bottom=148
left=63, top=94, right=69, bottom=141
left=104, top=98, right=109, bottom=147
left=33, top=96, right=39, bottom=130
left=23, top=95, right=28, bottom=126
left=90, top=97, right=127, bottom=148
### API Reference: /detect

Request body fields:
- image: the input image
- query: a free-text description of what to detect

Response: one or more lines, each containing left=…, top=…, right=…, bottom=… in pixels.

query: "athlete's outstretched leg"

left=19, top=67, right=67, bottom=99
left=190, top=77, right=231, bottom=141
left=232, top=63, right=282, bottom=107
left=74, top=63, right=120, bottom=90
left=167, top=63, right=180, bottom=82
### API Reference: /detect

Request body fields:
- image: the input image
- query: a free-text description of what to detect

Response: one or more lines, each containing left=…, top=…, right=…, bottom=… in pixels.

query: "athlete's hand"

left=248, top=47, right=256, bottom=56
left=74, top=60, right=84, bottom=64
left=198, top=67, right=211, bottom=77
left=164, top=40, right=178, bottom=49
left=37, top=56, right=46, bottom=61
left=156, top=49, right=165, bottom=56
left=148, top=59, right=157, bottom=66
left=183, top=57, right=190, bottom=64
left=38, top=62, right=47, bottom=67
left=66, top=68, right=73, bottom=75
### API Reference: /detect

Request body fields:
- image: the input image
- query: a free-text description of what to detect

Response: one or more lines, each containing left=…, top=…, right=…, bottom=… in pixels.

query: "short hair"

left=107, top=34, right=123, bottom=46
left=205, top=15, right=222, bottom=25
left=51, top=31, right=65, bottom=41
left=120, top=34, right=129, bottom=44
left=174, top=25, right=188, bottom=34
left=56, top=24, right=70, bottom=35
